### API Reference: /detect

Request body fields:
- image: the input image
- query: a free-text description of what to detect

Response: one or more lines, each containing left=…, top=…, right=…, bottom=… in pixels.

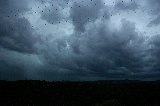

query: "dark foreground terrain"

left=0, top=80, right=160, bottom=106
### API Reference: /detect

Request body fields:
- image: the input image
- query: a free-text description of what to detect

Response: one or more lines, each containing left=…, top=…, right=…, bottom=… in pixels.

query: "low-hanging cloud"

left=0, top=0, right=160, bottom=80
left=0, top=0, right=39, bottom=54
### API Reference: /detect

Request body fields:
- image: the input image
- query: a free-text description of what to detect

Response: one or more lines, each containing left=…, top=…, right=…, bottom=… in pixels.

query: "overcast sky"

left=0, top=0, right=160, bottom=81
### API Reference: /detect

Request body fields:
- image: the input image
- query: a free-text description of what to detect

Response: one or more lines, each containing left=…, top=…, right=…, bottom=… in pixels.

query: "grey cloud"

left=1, top=0, right=160, bottom=81
left=70, top=0, right=105, bottom=32
left=147, top=0, right=160, bottom=14
left=0, top=0, right=40, bottom=80
left=147, top=0, right=160, bottom=26
left=70, top=19, right=146, bottom=75
left=0, top=61, right=26, bottom=80
left=41, top=3, right=65, bottom=24
left=0, top=47, right=44, bottom=80
left=148, top=35, right=160, bottom=72
left=40, top=0, right=109, bottom=28
left=0, top=0, right=39, bottom=54
left=40, top=0, right=71, bottom=24
left=115, top=0, right=138, bottom=11
left=0, top=48, right=27, bottom=80
left=0, top=18, right=39, bottom=54
left=148, top=15, right=160, bottom=27
left=0, top=0, right=29, bottom=16
left=41, top=19, right=148, bottom=79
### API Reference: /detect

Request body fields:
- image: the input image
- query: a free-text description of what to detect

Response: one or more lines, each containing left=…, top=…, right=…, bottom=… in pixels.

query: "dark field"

left=0, top=80, right=160, bottom=106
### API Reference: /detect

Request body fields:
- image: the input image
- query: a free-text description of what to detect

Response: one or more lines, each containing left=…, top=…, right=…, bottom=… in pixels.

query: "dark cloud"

left=0, top=0, right=29, bottom=19
left=148, top=35, right=160, bottom=72
left=0, top=18, right=39, bottom=54
left=148, top=15, right=160, bottom=27
left=147, top=0, right=160, bottom=14
left=41, top=19, right=148, bottom=79
left=70, top=0, right=105, bottom=32
left=0, top=0, right=41, bottom=80
left=40, top=0, right=110, bottom=32
left=115, top=0, right=139, bottom=11
left=0, top=0, right=39, bottom=54
left=0, top=0, right=160, bottom=81
left=147, top=0, right=160, bottom=26
left=0, top=61, right=26, bottom=80
left=40, top=2, right=65, bottom=24
left=70, top=19, right=146, bottom=75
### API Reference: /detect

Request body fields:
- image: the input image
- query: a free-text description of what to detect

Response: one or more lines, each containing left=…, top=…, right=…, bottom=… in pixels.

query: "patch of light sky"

left=110, top=0, right=160, bottom=37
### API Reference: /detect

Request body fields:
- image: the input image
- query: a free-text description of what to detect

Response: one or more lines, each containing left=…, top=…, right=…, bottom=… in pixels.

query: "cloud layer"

left=0, top=0, right=160, bottom=80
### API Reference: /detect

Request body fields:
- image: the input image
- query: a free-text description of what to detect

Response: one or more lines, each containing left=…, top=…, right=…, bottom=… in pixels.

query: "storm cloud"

left=0, top=0, right=39, bottom=54
left=115, top=0, right=139, bottom=11
left=0, top=0, right=160, bottom=81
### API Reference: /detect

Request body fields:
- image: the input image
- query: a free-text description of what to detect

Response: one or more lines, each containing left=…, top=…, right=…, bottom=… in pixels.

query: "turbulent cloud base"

left=0, top=0, right=160, bottom=80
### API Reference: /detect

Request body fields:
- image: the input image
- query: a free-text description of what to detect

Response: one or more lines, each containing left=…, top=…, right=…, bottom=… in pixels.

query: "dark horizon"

left=0, top=80, right=160, bottom=105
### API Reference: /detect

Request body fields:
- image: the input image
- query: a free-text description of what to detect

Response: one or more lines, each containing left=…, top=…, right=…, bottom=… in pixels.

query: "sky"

left=0, top=0, right=160, bottom=81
